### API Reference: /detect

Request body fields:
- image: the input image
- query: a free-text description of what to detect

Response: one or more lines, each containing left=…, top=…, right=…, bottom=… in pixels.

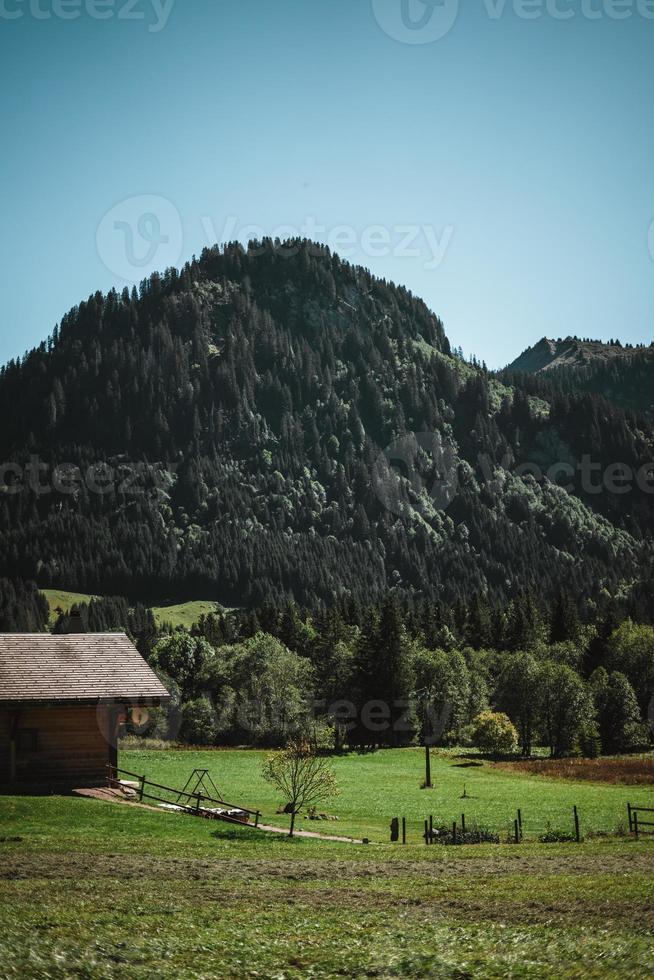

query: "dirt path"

left=256, top=821, right=364, bottom=843
left=72, top=787, right=365, bottom=844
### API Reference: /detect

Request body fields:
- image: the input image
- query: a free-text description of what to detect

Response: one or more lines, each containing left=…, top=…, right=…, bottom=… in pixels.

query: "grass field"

left=41, top=589, right=221, bottom=630
left=150, top=600, right=222, bottom=630
left=1, top=784, right=653, bottom=978
left=41, top=588, right=100, bottom=624
left=119, top=746, right=654, bottom=842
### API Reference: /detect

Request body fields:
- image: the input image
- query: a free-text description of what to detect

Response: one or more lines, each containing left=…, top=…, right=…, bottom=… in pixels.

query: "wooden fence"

left=107, top=765, right=261, bottom=827
left=627, top=803, right=654, bottom=838
left=397, top=805, right=589, bottom=844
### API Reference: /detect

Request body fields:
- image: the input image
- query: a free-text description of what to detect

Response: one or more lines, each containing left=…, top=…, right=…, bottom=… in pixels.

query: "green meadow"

left=41, top=589, right=221, bottom=630
left=1, top=783, right=653, bottom=978
left=120, top=746, right=654, bottom=842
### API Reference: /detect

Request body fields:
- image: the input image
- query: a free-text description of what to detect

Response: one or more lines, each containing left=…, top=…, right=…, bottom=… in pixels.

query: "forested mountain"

left=505, top=336, right=654, bottom=414
left=0, top=241, right=653, bottom=614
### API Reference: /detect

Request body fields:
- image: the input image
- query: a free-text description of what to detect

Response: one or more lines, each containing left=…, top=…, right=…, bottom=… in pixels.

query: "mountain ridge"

left=504, top=336, right=654, bottom=415
left=506, top=336, right=653, bottom=374
left=0, top=240, right=652, bottom=613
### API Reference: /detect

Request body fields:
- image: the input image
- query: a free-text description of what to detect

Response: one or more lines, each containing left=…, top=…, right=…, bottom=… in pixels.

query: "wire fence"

left=390, top=802, right=653, bottom=845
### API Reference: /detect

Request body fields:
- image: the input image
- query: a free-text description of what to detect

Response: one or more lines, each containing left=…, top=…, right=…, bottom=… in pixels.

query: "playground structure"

left=107, top=764, right=261, bottom=827
left=176, top=768, right=222, bottom=804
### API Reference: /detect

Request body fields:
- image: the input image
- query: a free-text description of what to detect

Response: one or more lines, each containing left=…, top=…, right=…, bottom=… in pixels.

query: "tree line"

left=48, top=587, right=653, bottom=758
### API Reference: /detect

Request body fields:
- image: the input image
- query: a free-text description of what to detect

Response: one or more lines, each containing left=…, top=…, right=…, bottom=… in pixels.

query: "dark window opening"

left=15, top=729, right=38, bottom=752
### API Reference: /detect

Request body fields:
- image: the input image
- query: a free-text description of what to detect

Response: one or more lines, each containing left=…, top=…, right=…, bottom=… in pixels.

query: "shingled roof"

left=0, top=633, right=170, bottom=705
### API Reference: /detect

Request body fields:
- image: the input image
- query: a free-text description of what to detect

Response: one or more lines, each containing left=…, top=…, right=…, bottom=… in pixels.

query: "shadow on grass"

left=210, top=826, right=291, bottom=845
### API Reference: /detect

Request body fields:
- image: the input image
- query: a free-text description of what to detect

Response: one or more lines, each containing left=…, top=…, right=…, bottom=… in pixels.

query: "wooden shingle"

left=0, top=633, right=170, bottom=705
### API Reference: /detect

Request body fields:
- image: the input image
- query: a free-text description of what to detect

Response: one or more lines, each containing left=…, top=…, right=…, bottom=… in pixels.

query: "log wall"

left=0, top=704, right=117, bottom=789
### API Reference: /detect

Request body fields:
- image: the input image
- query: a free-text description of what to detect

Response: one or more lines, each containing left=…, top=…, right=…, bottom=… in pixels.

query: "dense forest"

left=45, top=589, right=654, bottom=757
left=0, top=240, right=653, bottom=614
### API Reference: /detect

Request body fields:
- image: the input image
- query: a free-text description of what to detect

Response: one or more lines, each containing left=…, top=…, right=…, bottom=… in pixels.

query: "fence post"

left=573, top=805, right=580, bottom=843
left=634, top=812, right=639, bottom=839
left=139, top=775, right=145, bottom=802
left=461, top=813, right=466, bottom=835
left=402, top=817, right=406, bottom=845
left=627, top=803, right=632, bottom=833
left=514, top=819, right=520, bottom=844
left=517, top=808, right=523, bottom=838
left=424, top=819, right=429, bottom=845
left=429, top=815, right=434, bottom=842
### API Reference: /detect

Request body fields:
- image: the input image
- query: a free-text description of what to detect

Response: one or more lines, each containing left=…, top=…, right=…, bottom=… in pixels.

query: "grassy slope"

left=150, top=600, right=221, bottom=630
left=1, top=792, right=653, bottom=978
left=41, top=588, right=100, bottom=624
left=41, top=589, right=220, bottom=630
left=119, top=747, right=654, bottom=842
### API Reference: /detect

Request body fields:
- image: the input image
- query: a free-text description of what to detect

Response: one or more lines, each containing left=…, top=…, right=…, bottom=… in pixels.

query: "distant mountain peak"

left=506, top=336, right=649, bottom=374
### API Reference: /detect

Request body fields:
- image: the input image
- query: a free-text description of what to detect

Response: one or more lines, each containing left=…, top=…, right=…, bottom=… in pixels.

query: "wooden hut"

left=0, top=633, right=169, bottom=791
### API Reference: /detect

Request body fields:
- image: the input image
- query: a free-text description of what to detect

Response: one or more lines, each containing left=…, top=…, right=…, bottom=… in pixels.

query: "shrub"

left=471, top=711, right=518, bottom=756
left=430, top=823, right=499, bottom=845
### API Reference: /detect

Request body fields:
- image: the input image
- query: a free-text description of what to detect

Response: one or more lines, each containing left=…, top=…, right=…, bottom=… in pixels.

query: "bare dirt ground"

left=494, top=755, right=654, bottom=785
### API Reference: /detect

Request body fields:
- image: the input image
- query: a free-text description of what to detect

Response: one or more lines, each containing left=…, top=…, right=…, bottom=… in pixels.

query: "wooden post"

left=517, top=808, right=523, bottom=837
left=139, top=775, right=146, bottom=802
left=255, top=811, right=260, bottom=828
left=424, top=742, right=432, bottom=788
left=627, top=803, right=632, bottom=833
left=429, top=815, right=434, bottom=841
left=634, top=812, right=639, bottom=839
left=452, top=821, right=457, bottom=844
left=402, top=816, right=406, bottom=845
left=461, top=813, right=466, bottom=835
left=424, top=819, right=429, bottom=845
left=573, top=805, right=580, bottom=843
left=514, top=819, right=520, bottom=844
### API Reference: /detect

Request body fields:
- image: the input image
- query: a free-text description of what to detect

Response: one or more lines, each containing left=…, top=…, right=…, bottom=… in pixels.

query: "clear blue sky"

left=1, top=0, right=653, bottom=368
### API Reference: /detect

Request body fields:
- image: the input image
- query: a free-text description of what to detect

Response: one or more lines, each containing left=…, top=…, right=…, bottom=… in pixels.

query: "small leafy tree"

left=471, top=711, right=518, bottom=756
left=180, top=697, right=218, bottom=746
left=496, top=651, right=542, bottom=756
left=590, top=668, right=645, bottom=753
left=262, top=739, right=338, bottom=836
left=541, top=662, right=595, bottom=757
